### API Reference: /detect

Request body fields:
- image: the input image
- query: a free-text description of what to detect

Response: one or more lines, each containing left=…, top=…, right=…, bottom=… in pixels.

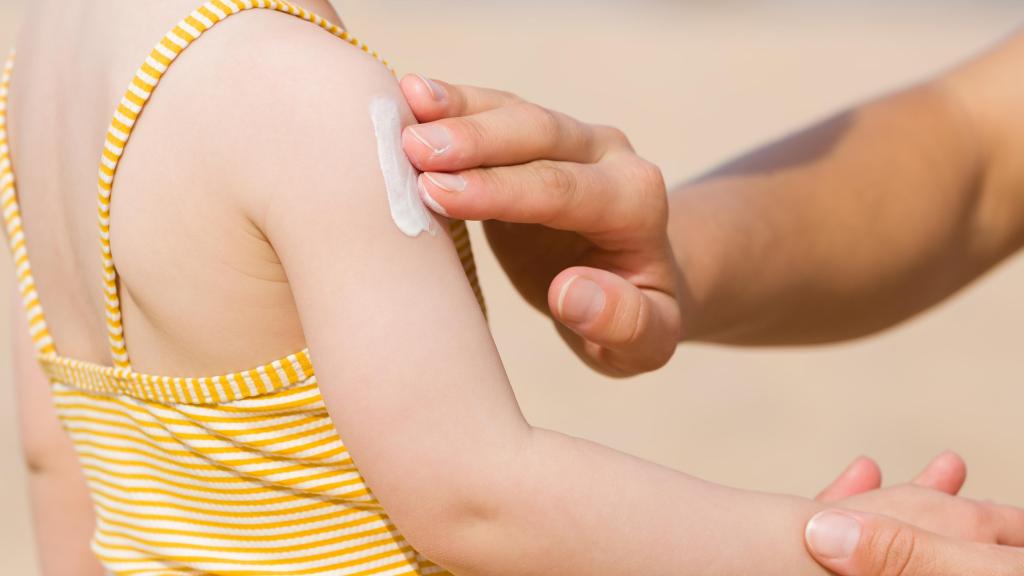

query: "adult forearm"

left=669, top=79, right=1016, bottom=345
left=430, top=428, right=830, bottom=576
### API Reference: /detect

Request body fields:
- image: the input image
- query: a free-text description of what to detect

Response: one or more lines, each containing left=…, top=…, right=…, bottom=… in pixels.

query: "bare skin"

left=8, top=1, right=341, bottom=573
left=6, top=2, right=1024, bottom=575
left=403, top=31, right=1024, bottom=373
left=398, top=27, right=1024, bottom=576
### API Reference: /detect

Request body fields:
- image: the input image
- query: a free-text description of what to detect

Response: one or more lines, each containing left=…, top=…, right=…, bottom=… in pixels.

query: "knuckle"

left=520, top=102, right=561, bottom=139
left=621, top=158, right=668, bottom=230
left=867, top=524, right=919, bottom=576
left=955, top=500, right=989, bottom=531
left=534, top=162, right=579, bottom=211
left=565, top=116, right=593, bottom=154
left=470, top=168, right=517, bottom=219
left=472, top=167, right=502, bottom=194
left=454, top=116, right=486, bottom=149
left=634, top=159, right=666, bottom=193
left=597, top=125, right=632, bottom=149
left=536, top=161, right=576, bottom=194
left=970, top=504, right=999, bottom=540
left=498, top=89, right=524, bottom=104
left=971, top=503, right=992, bottom=526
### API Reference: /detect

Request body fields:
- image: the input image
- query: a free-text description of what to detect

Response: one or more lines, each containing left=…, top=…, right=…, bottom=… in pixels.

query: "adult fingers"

left=805, top=509, right=1024, bottom=576
left=403, top=103, right=622, bottom=172
left=816, top=457, right=883, bottom=503
left=400, top=75, right=522, bottom=123
left=416, top=161, right=608, bottom=231
left=417, top=155, right=664, bottom=236
left=911, top=451, right=967, bottom=495
left=546, top=267, right=680, bottom=377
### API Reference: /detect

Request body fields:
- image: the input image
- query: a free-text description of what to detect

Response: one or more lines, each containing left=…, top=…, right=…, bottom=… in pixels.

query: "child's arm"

left=8, top=279, right=103, bottom=576
left=214, top=16, right=1023, bottom=575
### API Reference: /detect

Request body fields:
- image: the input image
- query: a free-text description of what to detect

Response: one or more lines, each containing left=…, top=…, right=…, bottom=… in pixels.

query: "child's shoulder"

left=105, top=5, right=413, bottom=374
left=174, top=6, right=399, bottom=126
left=152, top=5, right=407, bottom=215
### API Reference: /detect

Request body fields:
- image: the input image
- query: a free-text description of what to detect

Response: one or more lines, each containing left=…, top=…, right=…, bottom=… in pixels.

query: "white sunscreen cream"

left=370, top=97, right=435, bottom=237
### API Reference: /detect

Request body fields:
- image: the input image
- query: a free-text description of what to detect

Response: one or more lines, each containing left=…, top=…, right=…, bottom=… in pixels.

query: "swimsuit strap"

left=97, top=0, right=388, bottom=371
left=0, top=51, right=58, bottom=356
left=4, top=0, right=484, bottom=397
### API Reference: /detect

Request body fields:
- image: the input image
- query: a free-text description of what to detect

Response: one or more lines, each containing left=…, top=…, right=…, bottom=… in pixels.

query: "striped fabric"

left=1, top=2, right=485, bottom=574
left=0, top=64, right=56, bottom=357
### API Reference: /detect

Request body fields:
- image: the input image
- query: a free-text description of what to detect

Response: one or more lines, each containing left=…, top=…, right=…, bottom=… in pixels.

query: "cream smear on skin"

left=370, top=97, right=436, bottom=237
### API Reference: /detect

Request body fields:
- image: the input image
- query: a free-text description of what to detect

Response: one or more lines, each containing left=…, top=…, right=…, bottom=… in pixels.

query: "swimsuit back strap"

left=0, top=52, right=58, bottom=356
left=97, top=0, right=388, bottom=372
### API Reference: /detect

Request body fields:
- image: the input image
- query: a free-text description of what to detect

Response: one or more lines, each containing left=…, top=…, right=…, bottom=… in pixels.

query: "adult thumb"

left=805, top=509, right=1022, bottom=576
left=548, top=266, right=679, bottom=376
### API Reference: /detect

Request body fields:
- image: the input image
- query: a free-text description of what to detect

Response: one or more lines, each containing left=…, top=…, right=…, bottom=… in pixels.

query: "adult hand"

left=400, top=75, right=682, bottom=377
left=806, top=510, right=1024, bottom=575
left=807, top=452, right=1024, bottom=575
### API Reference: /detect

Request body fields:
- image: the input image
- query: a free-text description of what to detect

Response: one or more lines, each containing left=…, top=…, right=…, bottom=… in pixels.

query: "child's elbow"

left=384, top=440, right=532, bottom=571
left=400, top=497, right=505, bottom=572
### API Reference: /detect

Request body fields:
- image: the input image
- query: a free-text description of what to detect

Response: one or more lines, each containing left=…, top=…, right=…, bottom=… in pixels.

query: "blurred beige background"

left=1, top=0, right=1023, bottom=573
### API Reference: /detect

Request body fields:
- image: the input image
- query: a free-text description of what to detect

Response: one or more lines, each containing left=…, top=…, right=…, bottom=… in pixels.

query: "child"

left=4, top=1, right=1023, bottom=574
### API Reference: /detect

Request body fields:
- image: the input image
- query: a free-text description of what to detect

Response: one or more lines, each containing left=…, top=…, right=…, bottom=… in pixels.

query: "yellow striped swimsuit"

left=1, top=1, right=483, bottom=574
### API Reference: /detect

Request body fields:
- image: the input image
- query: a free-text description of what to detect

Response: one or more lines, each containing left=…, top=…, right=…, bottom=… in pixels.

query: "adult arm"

left=403, top=29, right=1024, bottom=362
left=668, top=30, right=1024, bottom=344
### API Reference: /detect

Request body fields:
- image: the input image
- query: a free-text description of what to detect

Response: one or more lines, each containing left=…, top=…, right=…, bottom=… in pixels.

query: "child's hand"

left=833, top=483, right=1024, bottom=545
left=819, top=452, right=1024, bottom=546
left=816, top=450, right=969, bottom=504
left=805, top=452, right=1024, bottom=575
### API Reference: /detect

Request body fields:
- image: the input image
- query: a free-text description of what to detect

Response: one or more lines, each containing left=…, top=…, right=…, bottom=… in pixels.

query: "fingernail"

left=418, top=176, right=450, bottom=217
left=424, top=172, right=466, bottom=193
left=557, top=276, right=605, bottom=324
left=408, top=125, right=452, bottom=156
left=414, top=74, right=447, bottom=103
left=806, top=511, right=862, bottom=560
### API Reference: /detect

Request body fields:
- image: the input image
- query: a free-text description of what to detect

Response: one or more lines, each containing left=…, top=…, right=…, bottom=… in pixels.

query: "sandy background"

left=1, top=1, right=1023, bottom=573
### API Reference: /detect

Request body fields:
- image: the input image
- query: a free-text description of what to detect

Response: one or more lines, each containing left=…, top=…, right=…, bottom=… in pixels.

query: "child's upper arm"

left=219, top=18, right=530, bottom=549
left=8, top=279, right=103, bottom=574
left=9, top=276, right=66, bottom=470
